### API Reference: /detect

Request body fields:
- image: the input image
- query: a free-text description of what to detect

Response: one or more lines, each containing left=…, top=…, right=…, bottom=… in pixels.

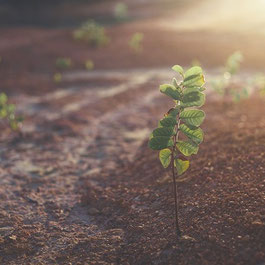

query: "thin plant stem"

left=171, top=113, right=182, bottom=237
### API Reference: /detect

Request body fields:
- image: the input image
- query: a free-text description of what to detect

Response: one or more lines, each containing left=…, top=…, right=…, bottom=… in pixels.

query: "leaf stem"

left=171, top=113, right=182, bottom=237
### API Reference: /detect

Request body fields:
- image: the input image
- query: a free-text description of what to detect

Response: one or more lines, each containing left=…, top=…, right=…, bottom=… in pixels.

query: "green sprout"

left=225, top=51, right=243, bottom=75
left=85, top=60, right=94, bottom=70
left=148, top=65, right=206, bottom=237
left=114, top=2, right=128, bottom=21
left=211, top=51, right=247, bottom=102
left=252, top=74, right=265, bottom=96
left=53, top=73, right=62, bottom=83
left=0, top=93, right=23, bottom=131
left=55, top=57, right=72, bottom=70
left=129, top=33, right=144, bottom=54
left=73, top=20, right=110, bottom=47
left=191, top=59, right=201, bottom=67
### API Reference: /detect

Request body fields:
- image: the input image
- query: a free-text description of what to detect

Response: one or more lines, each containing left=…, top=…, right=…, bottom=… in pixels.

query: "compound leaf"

left=180, top=109, right=205, bottom=127
left=159, top=148, right=172, bottom=168
left=176, top=140, right=199, bottom=156
left=174, top=158, right=190, bottom=175
left=179, top=124, right=203, bottom=144
left=160, top=84, right=181, bottom=100
left=148, top=137, right=174, bottom=150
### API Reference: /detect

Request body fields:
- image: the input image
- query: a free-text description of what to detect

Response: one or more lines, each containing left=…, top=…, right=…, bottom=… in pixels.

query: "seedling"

left=85, top=60, right=94, bottom=70
left=252, top=74, right=265, bottom=96
left=148, top=65, right=206, bottom=237
left=73, top=20, right=110, bottom=47
left=129, top=33, right=144, bottom=54
left=53, top=73, right=62, bottom=83
left=114, top=2, right=128, bottom=21
left=55, top=57, right=72, bottom=70
left=211, top=51, right=248, bottom=102
left=0, top=93, right=23, bottom=130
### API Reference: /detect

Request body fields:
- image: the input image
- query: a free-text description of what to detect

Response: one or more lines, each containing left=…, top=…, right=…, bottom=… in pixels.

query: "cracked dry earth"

left=0, top=69, right=265, bottom=264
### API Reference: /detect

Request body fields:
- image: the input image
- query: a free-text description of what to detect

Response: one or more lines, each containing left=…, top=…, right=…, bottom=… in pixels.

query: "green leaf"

left=180, top=110, right=205, bottom=127
left=172, top=65, right=184, bottom=76
left=6, top=104, right=15, bottom=113
left=160, top=84, right=181, bottom=100
left=199, top=87, right=206, bottom=92
left=166, top=107, right=180, bottom=118
left=174, top=159, right=190, bottom=175
left=0, top=108, right=7, bottom=118
left=181, top=87, right=205, bottom=108
left=148, top=137, right=174, bottom=150
left=183, top=66, right=205, bottom=88
left=159, top=148, right=172, bottom=168
left=176, top=140, right=199, bottom=156
left=179, top=124, right=203, bottom=144
left=184, top=66, right=202, bottom=77
left=172, top=78, right=178, bottom=88
left=152, top=127, right=175, bottom=137
left=159, top=116, right=177, bottom=127
left=0, top=93, right=8, bottom=105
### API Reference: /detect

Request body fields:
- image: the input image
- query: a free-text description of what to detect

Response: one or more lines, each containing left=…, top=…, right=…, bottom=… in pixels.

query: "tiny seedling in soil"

left=148, top=65, right=206, bottom=237
left=211, top=51, right=248, bottom=102
left=55, top=57, right=72, bottom=70
left=53, top=73, right=62, bottom=83
left=0, top=92, right=23, bottom=130
left=85, top=60, right=94, bottom=70
left=114, top=2, right=129, bottom=21
left=129, top=33, right=144, bottom=54
left=73, top=20, right=110, bottom=48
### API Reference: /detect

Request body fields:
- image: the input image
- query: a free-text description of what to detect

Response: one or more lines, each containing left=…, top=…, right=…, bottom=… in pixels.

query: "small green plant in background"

left=114, top=2, right=129, bottom=21
left=53, top=73, right=62, bottom=83
left=0, top=93, right=23, bottom=130
left=73, top=20, right=110, bottom=47
left=129, top=33, right=144, bottom=54
left=85, top=60, right=94, bottom=70
left=191, top=59, right=201, bottom=67
left=148, top=65, right=206, bottom=237
left=55, top=57, right=72, bottom=70
left=252, top=74, right=265, bottom=96
left=211, top=51, right=248, bottom=102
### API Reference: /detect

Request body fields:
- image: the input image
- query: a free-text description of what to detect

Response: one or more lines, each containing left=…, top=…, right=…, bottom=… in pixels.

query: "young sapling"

left=0, top=92, right=23, bottom=130
left=129, top=33, right=144, bottom=54
left=148, top=65, right=206, bottom=237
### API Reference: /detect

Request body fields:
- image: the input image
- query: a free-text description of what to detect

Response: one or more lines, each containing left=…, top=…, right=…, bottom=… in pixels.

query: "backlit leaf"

left=183, top=66, right=205, bottom=88
left=181, top=87, right=205, bottom=107
left=159, top=116, right=177, bottom=127
left=172, top=65, right=184, bottom=76
left=176, top=140, right=199, bottom=156
left=174, top=159, right=190, bottom=175
left=152, top=127, right=175, bottom=137
left=159, top=148, right=172, bottom=168
left=180, top=110, right=205, bottom=127
left=179, top=124, right=203, bottom=144
left=160, top=84, right=181, bottom=100
left=148, top=137, right=174, bottom=150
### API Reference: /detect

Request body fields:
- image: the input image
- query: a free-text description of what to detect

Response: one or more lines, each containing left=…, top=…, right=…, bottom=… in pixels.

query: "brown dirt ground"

left=0, top=1, right=265, bottom=264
